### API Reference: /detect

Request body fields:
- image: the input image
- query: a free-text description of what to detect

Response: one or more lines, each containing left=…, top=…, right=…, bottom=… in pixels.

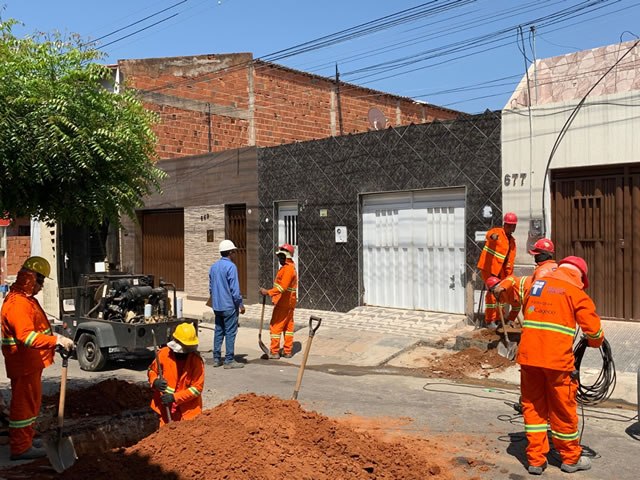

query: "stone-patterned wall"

left=258, top=111, right=502, bottom=313
left=184, top=205, right=225, bottom=298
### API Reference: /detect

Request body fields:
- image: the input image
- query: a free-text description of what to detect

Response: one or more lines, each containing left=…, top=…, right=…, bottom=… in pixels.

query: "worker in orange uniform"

left=148, top=322, right=204, bottom=426
left=0, top=257, right=74, bottom=460
left=476, top=212, right=517, bottom=324
left=492, top=238, right=558, bottom=323
left=259, top=243, right=298, bottom=359
left=517, top=256, right=603, bottom=475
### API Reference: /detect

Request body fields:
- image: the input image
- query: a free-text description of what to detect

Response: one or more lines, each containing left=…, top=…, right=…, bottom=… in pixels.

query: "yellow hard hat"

left=22, top=256, right=51, bottom=278
left=172, top=323, right=198, bottom=346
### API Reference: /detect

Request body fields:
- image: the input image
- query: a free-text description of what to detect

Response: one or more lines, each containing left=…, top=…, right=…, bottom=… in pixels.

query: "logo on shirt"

left=529, top=280, right=546, bottom=297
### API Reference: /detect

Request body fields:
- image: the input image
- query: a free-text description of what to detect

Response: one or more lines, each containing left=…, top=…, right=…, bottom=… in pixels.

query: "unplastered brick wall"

left=119, top=54, right=253, bottom=158
left=184, top=206, right=225, bottom=299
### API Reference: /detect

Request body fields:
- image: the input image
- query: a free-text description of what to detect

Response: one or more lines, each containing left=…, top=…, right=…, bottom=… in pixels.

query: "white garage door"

left=362, top=189, right=465, bottom=313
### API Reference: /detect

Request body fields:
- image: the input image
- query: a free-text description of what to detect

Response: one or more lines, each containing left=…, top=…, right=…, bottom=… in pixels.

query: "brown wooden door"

left=552, top=165, right=640, bottom=322
left=226, top=205, right=247, bottom=296
left=142, top=210, right=184, bottom=290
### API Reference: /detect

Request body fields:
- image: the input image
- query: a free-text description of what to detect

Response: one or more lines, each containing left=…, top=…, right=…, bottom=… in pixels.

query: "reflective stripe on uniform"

left=585, top=328, right=603, bottom=339
left=9, top=416, right=37, bottom=429
left=485, top=303, right=497, bottom=309
left=24, top=331, right=39, bottom=347
left=518, top=276, right=528, bottom=304
left=284, top=332, right=294, bottom=337
left=551, top=429, right=580, bottom=441
left=1, top=337, right=17, bottom=345
left=188, top=386, right=201, bottom=397
left=524, top=423, right=549, bottom=433
left=286, top=288, right=297, bottom=292
left=482, top=245, right=506, bottom=260
left=270, top=334, right=281, bottom=339
left=522, top=320, right=575, bottom=337
left=165, top=386, right=176, bottom=394
left=274, top=283, right=284, bottom=293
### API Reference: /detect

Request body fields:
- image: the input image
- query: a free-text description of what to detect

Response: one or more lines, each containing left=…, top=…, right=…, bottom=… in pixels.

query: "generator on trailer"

left=54, top=273, right=197, bottom=371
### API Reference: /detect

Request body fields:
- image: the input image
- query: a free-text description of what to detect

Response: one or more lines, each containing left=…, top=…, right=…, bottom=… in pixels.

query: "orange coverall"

left=0, top=273, right=56, bottom=456
left=266, top=259, right=298, bottom=356
left=516, top=268, right=604, bottom=468
left=476, top=227, right=516, bottom=323
left=497, top=260, right=557, bottom=322
left=148, top=346, right=204, bottom=426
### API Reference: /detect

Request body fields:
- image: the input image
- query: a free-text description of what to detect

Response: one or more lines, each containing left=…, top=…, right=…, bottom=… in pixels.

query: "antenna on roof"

left=367, top=108, right=386, bottom=131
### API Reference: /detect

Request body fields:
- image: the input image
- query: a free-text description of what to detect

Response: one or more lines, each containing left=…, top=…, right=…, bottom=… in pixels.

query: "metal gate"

left=552, top=165, right=640, bottom=322
left=142, top=210, right=184, bottom=290
left=278, top=202, right=299, bottom=267
left=361, top=189, right=465, bottom=313
left=226, top=205, right=247, bottom=296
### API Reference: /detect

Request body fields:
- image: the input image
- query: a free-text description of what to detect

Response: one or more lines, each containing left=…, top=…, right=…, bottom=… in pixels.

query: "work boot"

left=268, top=353, right=280, bottom=360
left=527, top=462, right=546, bottom=475
left=212, top=359, right=223, bottom=367
left=282, top=352, right=293, bottom=358
left=561, top=456, right=591, bottom=473
left=32, top=438, right=43, bottom=449
left=10, top=446, right=46, bottom=461
left=223, top=361, right=244, bottom=369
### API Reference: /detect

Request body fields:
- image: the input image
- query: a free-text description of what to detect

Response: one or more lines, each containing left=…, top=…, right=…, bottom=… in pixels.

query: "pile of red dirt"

left=42, top=379, right=152, bottom=418
left=422, top=347, right=513, bottom=379
left=45, top=393, right=481, bottom=480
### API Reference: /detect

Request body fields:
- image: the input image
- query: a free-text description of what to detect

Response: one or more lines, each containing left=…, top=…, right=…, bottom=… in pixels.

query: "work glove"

left=161, top=393, right=175, bottom=405
left=152, top=378, right=168, bottom=392
left=55, top=334, right=74, bottom=351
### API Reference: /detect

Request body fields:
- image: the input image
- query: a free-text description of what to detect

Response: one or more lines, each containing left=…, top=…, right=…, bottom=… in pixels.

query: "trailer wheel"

left=77, top=333, right=108, bottom=371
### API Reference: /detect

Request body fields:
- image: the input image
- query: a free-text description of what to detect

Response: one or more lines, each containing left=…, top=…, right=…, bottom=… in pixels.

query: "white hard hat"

left=219, top=239, right=237, bottom=253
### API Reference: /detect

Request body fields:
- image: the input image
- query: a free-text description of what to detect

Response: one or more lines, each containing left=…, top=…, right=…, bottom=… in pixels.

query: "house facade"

left=502, top=40, right=640, bottom=321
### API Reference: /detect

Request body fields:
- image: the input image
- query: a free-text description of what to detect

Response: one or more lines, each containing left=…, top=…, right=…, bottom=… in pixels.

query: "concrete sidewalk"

left=186, top=297, right=639, bottom=407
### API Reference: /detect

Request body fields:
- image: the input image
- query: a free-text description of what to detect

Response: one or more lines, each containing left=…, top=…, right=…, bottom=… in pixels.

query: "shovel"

left=496, top=296, right=518, bottom=361
left=46, top=348, right=77, bottom=473
left=258, top=296, right=269, bottom=356
left=292, top=316, right=322, bottom=400
left=151, top=330, right=171, bottom=423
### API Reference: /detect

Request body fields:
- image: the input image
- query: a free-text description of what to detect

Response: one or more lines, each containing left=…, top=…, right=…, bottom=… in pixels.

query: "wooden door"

left=552, top=165, right=640, bottom=322
left=142, top=210, right=184, bottom=290
left=226, top=205, right=247, bottom=296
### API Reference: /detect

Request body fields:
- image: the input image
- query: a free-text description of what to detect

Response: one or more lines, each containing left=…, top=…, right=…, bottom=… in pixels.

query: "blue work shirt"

left=209, top=257, right=244, bottom=311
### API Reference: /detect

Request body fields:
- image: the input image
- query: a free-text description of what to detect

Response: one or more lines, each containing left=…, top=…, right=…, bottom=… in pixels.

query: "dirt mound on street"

left=42, top=378, right=152, bottom=418
left=50, top=393, right=478, bottom=480
left=423, top=347, right=513, bottom=379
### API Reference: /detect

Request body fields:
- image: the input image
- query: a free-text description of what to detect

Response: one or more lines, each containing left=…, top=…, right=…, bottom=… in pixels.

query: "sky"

left=3, top=0, right=640, bottom=113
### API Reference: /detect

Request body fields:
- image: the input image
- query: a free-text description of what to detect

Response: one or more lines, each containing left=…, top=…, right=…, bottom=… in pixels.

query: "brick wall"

left=118, top=54, right=460, bottom=159
left=184, top=205, right=225, bottom=298
left=6, top=236, right=30, bottom=277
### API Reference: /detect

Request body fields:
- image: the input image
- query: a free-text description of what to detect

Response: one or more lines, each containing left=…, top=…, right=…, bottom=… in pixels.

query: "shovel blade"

left=497, top=340, right=518, bottom=361
left=46, top=436, right=77, bottom=473
left=258, top=335, right=270, bottom=355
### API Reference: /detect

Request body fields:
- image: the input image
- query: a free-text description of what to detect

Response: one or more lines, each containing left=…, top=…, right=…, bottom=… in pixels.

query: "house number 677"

left=504, top=173, right=527, bottom=187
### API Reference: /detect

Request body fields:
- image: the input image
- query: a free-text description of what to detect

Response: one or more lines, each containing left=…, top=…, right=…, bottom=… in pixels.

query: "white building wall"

left=502, top=90, right=640, bottom=267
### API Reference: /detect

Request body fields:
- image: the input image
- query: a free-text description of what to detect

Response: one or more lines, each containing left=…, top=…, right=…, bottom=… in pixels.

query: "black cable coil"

left=573, top=337, right=616, bottom=406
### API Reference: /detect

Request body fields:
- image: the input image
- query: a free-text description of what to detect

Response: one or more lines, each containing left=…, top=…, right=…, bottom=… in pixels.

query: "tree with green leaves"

left=0, top=19, right=165, bottom=226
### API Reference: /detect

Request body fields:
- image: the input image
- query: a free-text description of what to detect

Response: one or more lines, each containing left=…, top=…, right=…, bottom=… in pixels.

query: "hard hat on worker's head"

left=276, top=243, right=294, bottom=258
left=22, top=256, right=51, bottom=279
left=558, top=256, right=589, bottom=288
left=485, top=276, right=501, bottom=290
left=172, top=322, right=199, bottom=347
left=503, top=212, right=518, bottom=225
left=219, top=239, right=237, bottom=253
left=528, top=238, right=555, bottom=255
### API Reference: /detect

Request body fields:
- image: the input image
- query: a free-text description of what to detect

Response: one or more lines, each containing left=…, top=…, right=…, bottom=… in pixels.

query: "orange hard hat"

left=503, top=212, right=518, bottom=224
left=558, top=256, right=589, bottom=288
left=528, top=238, right=555, bottom=255
left=485, top=276, right=501, bottom=290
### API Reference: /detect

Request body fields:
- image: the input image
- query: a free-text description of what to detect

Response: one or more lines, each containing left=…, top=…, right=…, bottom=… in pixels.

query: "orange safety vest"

left=476, top=227, right=516, bottom=281
left=267, top=259, right=297, bottom=309
left=531, top=259, right=557, bottom=282
left=1, top=290, right=56, bottom=378
left=517, top=268, right=604, bottom=371
left=497, top=275, right=531, bottom=321
left=148, top=347, right=204, bottom=420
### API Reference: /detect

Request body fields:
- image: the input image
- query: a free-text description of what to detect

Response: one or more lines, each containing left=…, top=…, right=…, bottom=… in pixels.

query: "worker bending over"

left=517, top=256, right=603, bottom=475
left=1, top=257, right=74, bottom=460
left=260, top=243, right=298, bottom=359
left=148, top=323, right=204, bottom=426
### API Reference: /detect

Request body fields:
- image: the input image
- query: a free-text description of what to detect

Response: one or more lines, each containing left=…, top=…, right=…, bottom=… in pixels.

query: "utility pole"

left=335, top=63, right=344, bottom=136
left=530, top=26, right=539, bottom=105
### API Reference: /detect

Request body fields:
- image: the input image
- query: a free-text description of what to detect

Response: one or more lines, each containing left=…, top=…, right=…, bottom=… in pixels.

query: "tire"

left=76, top=333, right=108, bottom=371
